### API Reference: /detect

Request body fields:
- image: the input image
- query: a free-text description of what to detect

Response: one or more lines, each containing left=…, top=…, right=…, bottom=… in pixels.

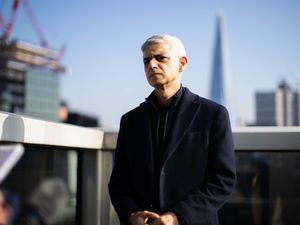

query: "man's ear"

left=179, top=56, right=188, bottom=72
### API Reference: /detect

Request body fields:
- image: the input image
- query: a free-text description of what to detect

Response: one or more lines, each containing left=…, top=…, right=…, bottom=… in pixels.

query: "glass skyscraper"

left=209, top=12, right=235, bottom=125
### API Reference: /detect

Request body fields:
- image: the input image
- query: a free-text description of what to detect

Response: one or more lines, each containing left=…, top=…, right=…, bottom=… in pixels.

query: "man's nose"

left=148, top=58, right=158, bottom=68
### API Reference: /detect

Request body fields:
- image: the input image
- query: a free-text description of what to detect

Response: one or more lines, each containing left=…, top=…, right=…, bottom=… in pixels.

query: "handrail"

left=232, top=126, right=300, bottom=150
left=0, top=111, right=104, bottom=149
left=1, top=110, right=300, bottom=150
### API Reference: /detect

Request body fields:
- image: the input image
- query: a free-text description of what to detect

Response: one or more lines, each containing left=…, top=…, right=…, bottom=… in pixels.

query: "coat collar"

left=145, top=85, right=184, bottom=110
left=140, top=87, right=202, bottom=167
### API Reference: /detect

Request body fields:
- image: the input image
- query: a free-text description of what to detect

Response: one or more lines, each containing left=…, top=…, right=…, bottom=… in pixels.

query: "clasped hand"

left=129, top=210, right=179, bottom=225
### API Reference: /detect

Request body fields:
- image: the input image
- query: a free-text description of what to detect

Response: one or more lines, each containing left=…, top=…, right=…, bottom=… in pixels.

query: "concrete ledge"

left=233, top=126, right=300, bottom=150
left=0, top=111, right=104, bottom=149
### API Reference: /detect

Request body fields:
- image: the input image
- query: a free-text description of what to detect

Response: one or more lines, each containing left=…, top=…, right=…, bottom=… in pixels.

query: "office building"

left=255, top=80, right=300, bottom=126
left=0, top=40, right=65, bottom=121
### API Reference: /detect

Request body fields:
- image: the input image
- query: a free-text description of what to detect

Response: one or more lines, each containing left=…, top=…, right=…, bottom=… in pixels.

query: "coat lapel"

left=161, top=89, right=201, bottom=167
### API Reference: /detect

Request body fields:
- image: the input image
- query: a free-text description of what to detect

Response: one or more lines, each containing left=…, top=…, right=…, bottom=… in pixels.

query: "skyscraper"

left=209, top=12, right=235, bottom=125
left=255, top=79, right=300, bottom=126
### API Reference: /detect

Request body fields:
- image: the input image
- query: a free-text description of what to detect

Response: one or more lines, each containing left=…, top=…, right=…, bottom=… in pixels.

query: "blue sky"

left=2, top=0, right=300, bottom=128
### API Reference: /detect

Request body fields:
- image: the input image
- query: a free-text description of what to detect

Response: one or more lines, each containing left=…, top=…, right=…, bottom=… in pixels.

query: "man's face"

left=143, top=43, right=182, bottom=89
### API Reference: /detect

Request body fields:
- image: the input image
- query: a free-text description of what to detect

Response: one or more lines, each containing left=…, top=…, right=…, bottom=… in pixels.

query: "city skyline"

left=255, top=79, right=300, bottom=126
left=1, top=0, right=300, bottom=128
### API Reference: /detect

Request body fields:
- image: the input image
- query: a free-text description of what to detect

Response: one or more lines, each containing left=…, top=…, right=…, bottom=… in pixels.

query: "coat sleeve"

left=171, top=106, right=236, bottom=225
left=108, top=115, right=140, bottom=225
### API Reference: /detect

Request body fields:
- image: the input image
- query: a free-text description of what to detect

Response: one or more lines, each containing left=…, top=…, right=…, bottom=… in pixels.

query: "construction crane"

left=0, top=0, right=48, bottom=48
left=0, top=0, right=20, bottom=44
left=0, top=0, right=6, bottom=28
left=0, top=0, right=66, bottom=71
left=0, top=13, right=4, bottom=28
left=22, top=0, right=48, bottom=47
left=0, top=0, right=66, bottom=52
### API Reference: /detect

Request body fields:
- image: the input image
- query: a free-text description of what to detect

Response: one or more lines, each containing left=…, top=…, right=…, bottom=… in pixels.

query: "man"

left=109, top=35, right=236, bottom=225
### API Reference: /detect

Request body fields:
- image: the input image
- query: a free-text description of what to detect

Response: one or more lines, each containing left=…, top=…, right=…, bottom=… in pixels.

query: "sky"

left=1, top=0, right=300, bottom=129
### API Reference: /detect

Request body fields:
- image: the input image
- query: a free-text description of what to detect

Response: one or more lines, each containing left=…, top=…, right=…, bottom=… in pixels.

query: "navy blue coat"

left=109, top=88, right=236, bottom=225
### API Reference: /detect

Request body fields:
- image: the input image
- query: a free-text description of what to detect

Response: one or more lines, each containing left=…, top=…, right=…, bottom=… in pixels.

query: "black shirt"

left=146, top=86, right=185, bottom=212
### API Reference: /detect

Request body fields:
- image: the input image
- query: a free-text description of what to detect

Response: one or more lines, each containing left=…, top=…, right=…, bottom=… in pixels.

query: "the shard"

left=209, top=12, right=235, bottom=125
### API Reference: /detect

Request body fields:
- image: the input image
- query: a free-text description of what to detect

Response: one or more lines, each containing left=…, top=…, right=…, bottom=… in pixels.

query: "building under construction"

left=0, top=0, right=65, bottom=122
left=0, top=40, right=65, bottom=121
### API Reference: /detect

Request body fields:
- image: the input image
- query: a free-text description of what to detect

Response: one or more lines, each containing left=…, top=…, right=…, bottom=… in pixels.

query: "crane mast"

left=1, top=0, right=48, bottom=48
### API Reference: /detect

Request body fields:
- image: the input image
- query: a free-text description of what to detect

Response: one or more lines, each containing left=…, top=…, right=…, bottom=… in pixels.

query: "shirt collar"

left=146, top=85, right=184, bottom=109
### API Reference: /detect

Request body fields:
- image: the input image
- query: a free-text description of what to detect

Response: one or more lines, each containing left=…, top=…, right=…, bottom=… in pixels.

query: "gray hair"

left=141, top=34, right=187, bottom=57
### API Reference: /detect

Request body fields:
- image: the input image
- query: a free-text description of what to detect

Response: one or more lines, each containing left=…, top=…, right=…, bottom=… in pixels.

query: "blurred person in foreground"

left=16, top=178, right=69, bottom=225
left=108, top=34, right=236, bottom=225
left=0, top=189, right=18, bottom=225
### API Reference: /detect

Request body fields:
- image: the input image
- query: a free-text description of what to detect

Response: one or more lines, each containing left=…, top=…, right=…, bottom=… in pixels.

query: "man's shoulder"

left=120, top=88, right=227, bottom=120
left=186, top=90, right=230, bottom=124
left=121, top=102, right=147, bottom=121
left=198, top=96, right=224, bottom=110
left=184, top=88, right=224, bottom=111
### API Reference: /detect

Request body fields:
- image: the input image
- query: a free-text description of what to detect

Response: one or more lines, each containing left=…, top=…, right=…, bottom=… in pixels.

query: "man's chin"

left=148, top=81, right=164, bottom=89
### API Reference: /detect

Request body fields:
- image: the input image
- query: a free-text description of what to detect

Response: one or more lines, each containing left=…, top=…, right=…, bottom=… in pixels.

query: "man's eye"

left=155, top=56, right=169, bottom=62
left=143, top=59, right=150, bottom=65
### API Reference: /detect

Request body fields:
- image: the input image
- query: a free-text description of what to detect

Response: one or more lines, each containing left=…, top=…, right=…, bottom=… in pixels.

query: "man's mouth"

left=149, top=73, right=162, bottom=78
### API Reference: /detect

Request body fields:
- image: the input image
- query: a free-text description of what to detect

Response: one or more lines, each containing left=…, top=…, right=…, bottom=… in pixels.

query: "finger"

left=142, top=210, right=160, bottom=219
left=149, top=218, right=161, bottom=225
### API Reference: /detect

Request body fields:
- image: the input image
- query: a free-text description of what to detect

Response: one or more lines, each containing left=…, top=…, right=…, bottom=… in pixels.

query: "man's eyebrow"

left=143, top=54, right=166, bottom=60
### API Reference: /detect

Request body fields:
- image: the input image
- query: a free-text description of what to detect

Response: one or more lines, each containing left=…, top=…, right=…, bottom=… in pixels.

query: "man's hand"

left=129, top=210, right=160, bottom=225
left=150, top=212, right=180, bottom=225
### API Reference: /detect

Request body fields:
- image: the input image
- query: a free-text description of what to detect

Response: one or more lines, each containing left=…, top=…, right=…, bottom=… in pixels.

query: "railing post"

left=79, top=149, right=102, bottom=225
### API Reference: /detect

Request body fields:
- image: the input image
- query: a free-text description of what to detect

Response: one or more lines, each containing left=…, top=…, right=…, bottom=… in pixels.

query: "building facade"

left=0, top=40, right=64, bottom=121
left=255, top=80, right=300, bottom=126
